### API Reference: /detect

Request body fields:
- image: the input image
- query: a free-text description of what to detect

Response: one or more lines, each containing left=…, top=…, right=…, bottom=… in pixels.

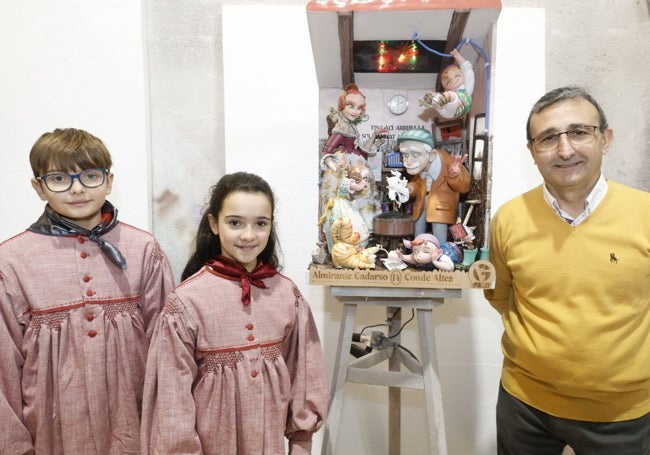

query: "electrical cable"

left=359, top=322, right=387, bottom=336
left=388, top=308, right=415, bottom=339
left=396, top=344, right=419, bottom=362
left=355, top=308, right=417, bottom=362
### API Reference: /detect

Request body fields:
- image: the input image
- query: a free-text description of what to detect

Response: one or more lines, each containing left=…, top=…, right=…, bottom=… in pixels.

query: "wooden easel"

left=321, top=286, right=462, bottom=455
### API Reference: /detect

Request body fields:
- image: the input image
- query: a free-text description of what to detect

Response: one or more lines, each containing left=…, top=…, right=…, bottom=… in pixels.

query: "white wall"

left=0, top=0, right=151, bottom=234
left=222, top=5, right=319, bottom=280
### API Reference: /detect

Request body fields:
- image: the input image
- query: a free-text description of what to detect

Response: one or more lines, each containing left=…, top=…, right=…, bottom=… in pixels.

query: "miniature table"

left=321, top=286, right=462, bottom=455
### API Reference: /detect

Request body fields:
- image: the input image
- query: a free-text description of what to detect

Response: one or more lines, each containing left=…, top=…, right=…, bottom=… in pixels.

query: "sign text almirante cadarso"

left=308, top=261, right=495, bottom=289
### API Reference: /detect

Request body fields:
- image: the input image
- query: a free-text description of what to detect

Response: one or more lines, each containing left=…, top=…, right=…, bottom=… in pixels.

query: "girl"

left=141, top=172, right=329, bottom=454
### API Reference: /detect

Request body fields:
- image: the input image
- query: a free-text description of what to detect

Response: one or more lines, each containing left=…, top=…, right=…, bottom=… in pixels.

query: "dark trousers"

left=497, top=383, right=650, bottom=455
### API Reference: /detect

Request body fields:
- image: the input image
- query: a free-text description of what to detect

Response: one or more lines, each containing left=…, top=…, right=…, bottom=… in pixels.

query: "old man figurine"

left=397, top=128, right=470, bottom=241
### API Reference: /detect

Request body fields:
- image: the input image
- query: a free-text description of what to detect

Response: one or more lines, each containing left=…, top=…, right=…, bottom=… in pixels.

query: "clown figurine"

left=419, top=49, right=474, bottom=120
left=396, top=233, right=454, bottom=271
left=396, top=128, right=470, bottom=242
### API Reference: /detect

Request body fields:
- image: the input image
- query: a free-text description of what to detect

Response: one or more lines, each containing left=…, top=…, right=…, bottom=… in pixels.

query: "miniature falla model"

left=396, top=233, right=456, bottom=271
left=419, top=49, right=475, bottom=120
left=396, top=128, right=470, bottom=242
left=330, top=216, right=378, bottom=269
left=320, top=84, right=387, bottom=241
left=319, top=163, right=373, bottom=253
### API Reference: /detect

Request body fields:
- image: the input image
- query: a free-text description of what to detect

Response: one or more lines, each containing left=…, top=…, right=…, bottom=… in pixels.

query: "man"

left=485, top=86, right=650, bottom=454
left=396, top=128, right=470, bottom=241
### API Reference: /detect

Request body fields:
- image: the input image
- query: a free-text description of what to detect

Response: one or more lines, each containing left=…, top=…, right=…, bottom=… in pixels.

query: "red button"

left=251, top=370, right=258, bottom=378
left=83, top=275, right=92, bottom=282
left=87, top=330, right=97, bottom=338
left=86, top=314, right=95, bottom=321
left=85, top=290, right=94, bottom=297
left=247, top=334, right=255, bottom=342
left=78, top=237, right=86, bottom=244
left=246, top=323, right=254, bottom=330
left=80, top=252, right=89, bottom=259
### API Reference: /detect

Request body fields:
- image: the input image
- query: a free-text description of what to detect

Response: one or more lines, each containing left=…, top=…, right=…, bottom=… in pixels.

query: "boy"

left=0, top=128, right=175, bottom=453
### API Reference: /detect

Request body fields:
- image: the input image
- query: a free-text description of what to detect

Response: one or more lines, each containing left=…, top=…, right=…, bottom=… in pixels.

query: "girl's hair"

left=181, top=172, right=281, bottom=281
left=337, top=83, right=367, bottom=116
left=29, top=128, right=113, bottom=177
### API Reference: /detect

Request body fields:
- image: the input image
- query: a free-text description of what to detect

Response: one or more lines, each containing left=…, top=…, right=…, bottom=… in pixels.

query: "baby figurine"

left=419, top=49, right=475, bottom=120
left=396, top=233, right=455, bottom=271
left=330, top=216, right=378, bottom=269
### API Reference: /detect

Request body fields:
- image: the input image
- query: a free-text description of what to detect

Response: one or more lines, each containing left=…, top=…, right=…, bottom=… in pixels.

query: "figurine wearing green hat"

left=396, top=128, right=470, bottom=241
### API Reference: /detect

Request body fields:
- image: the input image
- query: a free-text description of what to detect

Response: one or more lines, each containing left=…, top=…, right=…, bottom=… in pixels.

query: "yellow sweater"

left=485, top=181, right=650, bottom=421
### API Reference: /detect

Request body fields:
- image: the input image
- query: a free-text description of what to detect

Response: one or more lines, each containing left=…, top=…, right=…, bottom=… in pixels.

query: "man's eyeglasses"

left=531, top=125, right=599, bottom=152
left=37, top=168, right=108, bottom=193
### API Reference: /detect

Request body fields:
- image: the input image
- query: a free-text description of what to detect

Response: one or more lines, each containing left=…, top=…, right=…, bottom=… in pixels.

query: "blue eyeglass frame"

left=37, top=168, right=109, bottom=193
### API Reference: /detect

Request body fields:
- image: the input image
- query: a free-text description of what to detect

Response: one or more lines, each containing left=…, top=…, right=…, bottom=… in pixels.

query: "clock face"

left=388, top=94, right=409, bottom=115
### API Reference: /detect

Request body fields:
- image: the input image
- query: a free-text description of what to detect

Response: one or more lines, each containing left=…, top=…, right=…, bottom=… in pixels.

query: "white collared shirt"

left=542, top=174, right=608, bottom=225
left=424, top=152, right=442, bottom=191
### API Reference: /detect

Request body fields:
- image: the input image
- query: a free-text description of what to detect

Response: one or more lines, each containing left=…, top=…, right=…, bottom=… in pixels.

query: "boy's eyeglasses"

left=37, top=168, right=108, bottom=193
left=531, top=125, right=599, bottom=152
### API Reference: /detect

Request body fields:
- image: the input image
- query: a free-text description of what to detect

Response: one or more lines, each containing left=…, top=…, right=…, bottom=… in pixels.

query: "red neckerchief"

left=205, top=256, right=277, bottom=305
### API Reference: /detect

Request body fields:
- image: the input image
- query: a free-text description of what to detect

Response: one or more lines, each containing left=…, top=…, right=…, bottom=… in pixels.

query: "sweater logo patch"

left=610, top=252, right=618, bottom=264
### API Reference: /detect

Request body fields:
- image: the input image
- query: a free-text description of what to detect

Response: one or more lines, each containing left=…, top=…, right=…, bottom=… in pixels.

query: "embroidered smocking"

left=287, top=430, right=313, bottom=442
left=30, top=310, right=71, bottom=333
left=292, top=285, right=302, bottom=307
left=162, top=298, right=183, bottom=315
left=29, top=298, right=140, bottom=333
left=150, top=241, right=165, bottom=262
left=199, top=351, right=245, bottom=372
left=198, top=340, right=283, bottom=374
left=261, top=343, right=282, bottom=360
left=103, top=300, right=139, bottom=320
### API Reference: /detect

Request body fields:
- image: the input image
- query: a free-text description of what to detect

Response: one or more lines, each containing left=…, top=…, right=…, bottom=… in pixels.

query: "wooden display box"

left=308, top=260, right=495, bottom=290
left=307, top=0, right=501, bottom=293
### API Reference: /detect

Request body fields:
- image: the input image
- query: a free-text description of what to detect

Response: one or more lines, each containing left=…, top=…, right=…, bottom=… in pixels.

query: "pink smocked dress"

left=0, top=211, right=174, bottom=454
left=141, top=265, right=329, bottom=455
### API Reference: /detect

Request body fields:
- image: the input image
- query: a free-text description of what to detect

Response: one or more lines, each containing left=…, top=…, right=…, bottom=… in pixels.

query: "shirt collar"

left=542, top=174, right=608, bottom=225
left=423, top=152, right=441, bottom=179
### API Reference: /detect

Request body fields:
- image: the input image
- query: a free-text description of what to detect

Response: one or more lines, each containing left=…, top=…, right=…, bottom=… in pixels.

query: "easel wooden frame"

left=321, top=286, right=462, bottom=455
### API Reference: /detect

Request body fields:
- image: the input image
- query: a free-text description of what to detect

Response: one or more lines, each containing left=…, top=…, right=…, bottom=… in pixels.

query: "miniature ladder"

left=320, top=286, right=461, bottom=455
